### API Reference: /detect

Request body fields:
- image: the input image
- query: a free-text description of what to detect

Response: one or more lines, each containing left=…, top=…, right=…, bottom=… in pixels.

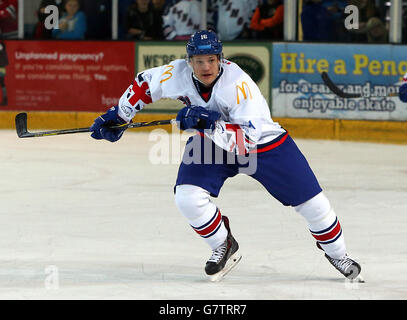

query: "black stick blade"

left=321, top=72, right=361, bottom=98
left=15, top=113, right=32, bottom=138
left=13, top=112, right=174, bottom=139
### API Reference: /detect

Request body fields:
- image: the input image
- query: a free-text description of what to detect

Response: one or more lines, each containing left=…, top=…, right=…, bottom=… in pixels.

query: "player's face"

left=190, top=54, right=220, bottom=87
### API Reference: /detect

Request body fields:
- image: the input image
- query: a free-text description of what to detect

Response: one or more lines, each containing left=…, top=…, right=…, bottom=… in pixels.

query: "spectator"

left=24, top=0, right=42, bottom=39
left=162, top=0, right=201, bottom=40
left=403, top=5, right=407, bottom=43
left=321, top=0, right=350, bottom=42
left=348, top=0, right=387, bottom=43
left=250, top=0, right=284, bottom=40
left=209, top=0, right=257, bottom=41
left=151, top=0, right=167, bottom=40
left=0, top=40, right=8, bottom=106
left=0, top=0, right=17, bottom=39
left=52, top=0, right=86, bottom=40
left=118, top=0, right=134, bottom=39
left=124, top=0, right=160, bottom=40
left=301, top=0, right=335, bottom=42
left=34, top=0, right=64, bottom=39
left=360, top=17, right=387, bottom=43
left=82, top=0, right=111, bottom=39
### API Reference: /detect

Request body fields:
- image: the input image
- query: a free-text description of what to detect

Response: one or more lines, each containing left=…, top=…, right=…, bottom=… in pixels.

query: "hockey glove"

left=399, top=83, right=407, bottom=103
left=90, top=106, right=127, bottom=142
left=176, top=105, right=221, bottom=131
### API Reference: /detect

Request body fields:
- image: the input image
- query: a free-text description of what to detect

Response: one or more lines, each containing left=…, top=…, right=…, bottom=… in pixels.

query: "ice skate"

left=317, top=242, right=364, bottom=282
left=205, top=216, right=241, bottom=282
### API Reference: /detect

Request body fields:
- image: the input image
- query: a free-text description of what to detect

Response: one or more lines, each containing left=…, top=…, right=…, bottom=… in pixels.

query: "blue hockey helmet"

left=186, top=30, right=223, bottom=58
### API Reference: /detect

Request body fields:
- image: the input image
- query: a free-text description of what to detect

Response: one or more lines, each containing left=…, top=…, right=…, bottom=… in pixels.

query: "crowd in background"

left=0, top=0, right=405, bottom=43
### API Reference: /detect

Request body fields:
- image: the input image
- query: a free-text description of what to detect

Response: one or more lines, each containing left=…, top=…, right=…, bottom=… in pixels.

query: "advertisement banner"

left=0, top=40, right=135, bottom=112
left=136, top=43, right=271, bottom=111
left=272, top=43, right=407, bottom=120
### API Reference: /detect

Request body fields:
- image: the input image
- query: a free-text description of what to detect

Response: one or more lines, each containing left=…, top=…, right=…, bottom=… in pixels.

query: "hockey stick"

left=321, top=72, right=398, bottom=98
left=15, top=112, right=175, bottom=138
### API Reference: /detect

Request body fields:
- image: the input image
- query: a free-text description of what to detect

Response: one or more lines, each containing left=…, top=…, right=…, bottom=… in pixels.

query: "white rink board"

left=0, top=130, right=406, bottom=300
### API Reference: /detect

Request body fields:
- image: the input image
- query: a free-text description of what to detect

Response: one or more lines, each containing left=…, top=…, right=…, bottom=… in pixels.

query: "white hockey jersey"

left=162, top=0, right=201, bottom=40
left=209, top=0, right=258, bottom=41
left=117, top=59, right=286, bottom=155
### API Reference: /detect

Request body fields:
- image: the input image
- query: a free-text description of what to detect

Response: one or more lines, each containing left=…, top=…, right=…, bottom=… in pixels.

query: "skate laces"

left=208, top=242, right=228, bottom=263
left=330, top=255, right=354, bottom=272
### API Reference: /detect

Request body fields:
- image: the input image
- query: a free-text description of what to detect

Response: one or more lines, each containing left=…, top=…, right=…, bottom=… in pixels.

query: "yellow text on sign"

left=279, top=52, right=407, bottom=76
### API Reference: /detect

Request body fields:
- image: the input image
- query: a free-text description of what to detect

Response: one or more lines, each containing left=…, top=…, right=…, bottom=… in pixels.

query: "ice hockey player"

left=90, top=30, right=363, bottom=282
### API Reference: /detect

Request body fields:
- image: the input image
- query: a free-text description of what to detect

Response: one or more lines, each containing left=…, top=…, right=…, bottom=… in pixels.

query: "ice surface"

left=0, top=129, right=406, bottom=299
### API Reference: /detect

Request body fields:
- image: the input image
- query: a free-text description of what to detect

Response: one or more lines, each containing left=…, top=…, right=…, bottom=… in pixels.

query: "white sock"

left=175, top=184, right=227, bottom=250
left=295, top=192, right=347, bottom=259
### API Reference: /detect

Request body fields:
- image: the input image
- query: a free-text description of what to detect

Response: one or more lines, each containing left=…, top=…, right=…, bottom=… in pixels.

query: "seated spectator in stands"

left=358, top=17, right=387, bottom=42
left=151, top=0, right=166, bottom=40
left=0, top=0, right=18, bottom=39
left=82, top=0, right=111, bottom=39
left=124, top=0, right=161, bottom=40
left=0, top=40, right=8, bottom=106
left=348, top=0, right=387, bottom=43
left=301, top=0, right=336, bottom=42
left=209, top=0, right=257, bottom=41
left=402, top=5, right=407, bottom=43
left=249, top=0, right=284, bottom=40
left=118, top=0, right=134, bottom=39
left=321, top=0, right=350, bottom=42
left=34, top=0, right=64, bottom=39
left=162, top=0, right=201, bottom=40
left=52, top=0, right=86, bottom=40
left=152, top=0, right=167, bottom=15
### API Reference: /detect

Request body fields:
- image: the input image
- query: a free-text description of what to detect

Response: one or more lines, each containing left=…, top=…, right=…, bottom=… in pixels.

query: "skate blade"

left=349, top=274, right=365, bottom=283
left=209, top=251, right=242, bottom=282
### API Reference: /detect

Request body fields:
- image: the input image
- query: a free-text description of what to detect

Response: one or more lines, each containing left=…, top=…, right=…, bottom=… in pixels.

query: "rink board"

left=1, top=110, right=406, bottom=144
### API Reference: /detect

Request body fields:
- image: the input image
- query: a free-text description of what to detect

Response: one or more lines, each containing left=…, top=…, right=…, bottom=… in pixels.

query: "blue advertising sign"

left=272, top=43, right=407, bottom=120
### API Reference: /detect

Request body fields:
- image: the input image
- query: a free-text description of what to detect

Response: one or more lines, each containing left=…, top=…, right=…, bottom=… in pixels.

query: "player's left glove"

left=399, top=83, right=407, bottom=102
left=176, top=105, right=221, bottom=131
left=90, top=106, right=128, bottom=142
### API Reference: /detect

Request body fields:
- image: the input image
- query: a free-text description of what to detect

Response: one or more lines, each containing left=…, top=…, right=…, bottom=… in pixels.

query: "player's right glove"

left=176, top=105, right=221, bottom=131
left=90, top=106, right=127, bottom=142
left=399, top=83, right=407, bottom=102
